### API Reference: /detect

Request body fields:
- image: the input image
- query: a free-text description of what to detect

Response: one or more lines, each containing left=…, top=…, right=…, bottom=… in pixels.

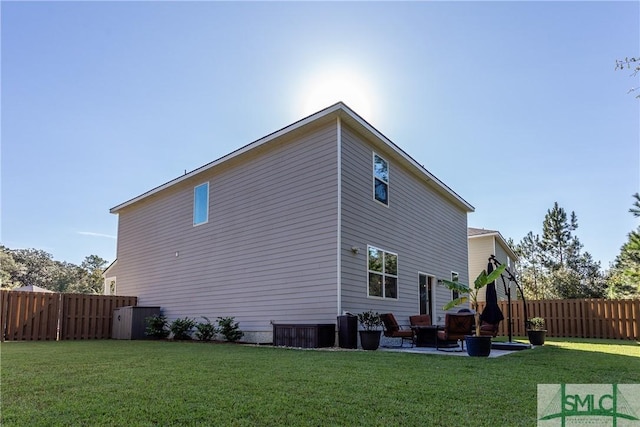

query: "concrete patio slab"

left=379, top=344, right=520, bottom=357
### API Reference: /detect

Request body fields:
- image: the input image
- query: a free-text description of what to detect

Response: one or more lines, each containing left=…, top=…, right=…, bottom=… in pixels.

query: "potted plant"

left=357, top=310, right=383, bottom=350
left=440, top=263, right=507, bottom=357
left=526, top=317, right=546, bottom=346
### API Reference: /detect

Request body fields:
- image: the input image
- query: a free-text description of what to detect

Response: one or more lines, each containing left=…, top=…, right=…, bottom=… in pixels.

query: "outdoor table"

left=411, top=325, right=442, bottom=347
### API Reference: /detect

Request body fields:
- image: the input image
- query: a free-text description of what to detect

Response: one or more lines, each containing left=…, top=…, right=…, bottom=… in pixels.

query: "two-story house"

left=108, top=103, right=474, bottom=342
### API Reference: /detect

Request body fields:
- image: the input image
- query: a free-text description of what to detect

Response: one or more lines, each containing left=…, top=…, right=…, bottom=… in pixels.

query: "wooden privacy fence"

left=477, top=298, right=640, bottom=340
left=0, top=290, right=137, bottom=341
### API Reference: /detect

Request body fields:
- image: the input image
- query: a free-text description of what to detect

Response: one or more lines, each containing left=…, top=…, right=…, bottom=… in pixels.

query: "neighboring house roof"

left=110, top=102, right=474, bottom=214
left=103, top=259, right=117, bottom=277
left=468, top=227, right=518, bottom=261
left=13, top=285, right=54, bottom=293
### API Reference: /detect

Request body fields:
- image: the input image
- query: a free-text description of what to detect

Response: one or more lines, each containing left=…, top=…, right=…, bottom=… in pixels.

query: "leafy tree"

left=616, top=57, right=640, bottom=98
left=0, top=246, right=22, bottom=289
left=9, top=248, right=59, bottom=289
left=606, top=193, right=640, bottom=298
left=0, top=246, right=110, bottom=294
left=76, top=255, right=108, bottom=294
left=51, top=262, right=81, bottom=293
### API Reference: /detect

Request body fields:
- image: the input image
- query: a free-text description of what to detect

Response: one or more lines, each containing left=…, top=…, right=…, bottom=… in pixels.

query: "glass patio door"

left=419, top=273, right=434, bottom=317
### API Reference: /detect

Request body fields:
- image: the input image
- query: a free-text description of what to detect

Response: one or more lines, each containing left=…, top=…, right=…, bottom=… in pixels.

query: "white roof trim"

left=103, top=259, right=117, bottom=277
left=336, top=103, right=473, bottom=212
left=111, top=102, right=473, bottom=213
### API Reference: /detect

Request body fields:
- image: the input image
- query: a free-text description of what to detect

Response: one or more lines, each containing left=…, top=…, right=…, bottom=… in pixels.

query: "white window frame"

left=451, top=271, right=460, bottom=300
left=372, top=152, right=389, bottom=207
left=418, top=272, right=435, bottom=318
left=367, top=245, right=398, bottom=300
left=193, top=182, right=209, bottom=226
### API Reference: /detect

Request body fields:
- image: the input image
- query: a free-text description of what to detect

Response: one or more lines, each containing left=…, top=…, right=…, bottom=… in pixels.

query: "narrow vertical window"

left=419, top=274, right=433, bottom=317
left=451, top=271, right=459, bottom=300
left=193, top=182, right=209, bottom=226
left=373, top=153, right=389, bottom=205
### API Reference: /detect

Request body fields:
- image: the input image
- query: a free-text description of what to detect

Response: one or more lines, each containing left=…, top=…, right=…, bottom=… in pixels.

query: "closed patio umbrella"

left=480, top=260, right=504, bottom=325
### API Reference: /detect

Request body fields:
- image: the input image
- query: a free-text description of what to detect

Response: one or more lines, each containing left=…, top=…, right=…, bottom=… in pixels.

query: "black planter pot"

left=527, top=330, right=546, bottom=346
left=359, top=330, right=382, bottom=350
left=465, top=335, right=492, bottom=357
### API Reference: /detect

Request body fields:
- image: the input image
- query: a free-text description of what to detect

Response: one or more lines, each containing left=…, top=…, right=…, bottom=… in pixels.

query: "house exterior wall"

left=103, top=260, right=118, bottom=295
left=339, top=124, right=469, bottom=327
left=493, top=240, right=517, bottom=301
left=111, top=105, right=473, bottom=342
left=114, top=121, right=340, bottom=342
left=468, top=235, right=494, bottom=303
left=468, top=235, right=517, bottom=302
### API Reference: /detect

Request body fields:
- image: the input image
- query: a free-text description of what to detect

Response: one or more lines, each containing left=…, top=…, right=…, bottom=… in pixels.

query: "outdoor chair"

left=380, top=313, right=415, bottom=347
left=436, top=313, right=474, bottom=351
left=409, top=314, right=432, bottom=327
left=479, top=321, right=499, bottom=337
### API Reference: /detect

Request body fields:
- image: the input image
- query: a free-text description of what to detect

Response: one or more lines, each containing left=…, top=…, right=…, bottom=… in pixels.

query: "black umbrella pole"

left=491, top=256, right=528, bottom=333
left=508, top=286, right=513, bottom=341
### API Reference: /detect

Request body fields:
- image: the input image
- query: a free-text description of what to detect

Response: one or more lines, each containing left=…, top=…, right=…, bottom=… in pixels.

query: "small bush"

left=170, top=317, right=196, bottom=340
left=527, top=317, right=546, bottom=331
left=145, top=315, right=170, bottom=339
left=217, top=316, right=243, bottom=342
left=194, top=316, right=218, bottom=341
left=357, top=310, right=383, bottom=331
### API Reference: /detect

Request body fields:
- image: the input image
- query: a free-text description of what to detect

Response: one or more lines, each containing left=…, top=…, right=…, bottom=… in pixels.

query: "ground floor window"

left=367, top=246, right=398, bottom=299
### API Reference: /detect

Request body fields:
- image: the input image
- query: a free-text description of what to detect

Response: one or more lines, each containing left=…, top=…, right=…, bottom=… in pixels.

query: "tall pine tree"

left=607, top=193, right=640, bottom=298
left=540, top=202, right=582, bottom=270
left=514, top=232, right=553, bottom=299
left=516, top=202, right=604, bottom=299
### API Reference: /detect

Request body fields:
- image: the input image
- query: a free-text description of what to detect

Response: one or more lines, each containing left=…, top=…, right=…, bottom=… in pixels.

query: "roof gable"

left=111, top=102, right=474, bottom=213
left=468, top=227, right=518, bottom=261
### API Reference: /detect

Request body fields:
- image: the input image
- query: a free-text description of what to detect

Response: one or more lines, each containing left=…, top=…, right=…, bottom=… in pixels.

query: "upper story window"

left=373, top=153, right=389, bottom=206
left=451, top=271, right=460, bottom=300
left=367, top=246, right=398, bottom=299
left=193, top=182, right=209, bottom=226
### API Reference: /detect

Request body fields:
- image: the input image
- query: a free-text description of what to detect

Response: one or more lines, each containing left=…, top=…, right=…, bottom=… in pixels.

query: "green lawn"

left=1, top=339, right=639, bottom=426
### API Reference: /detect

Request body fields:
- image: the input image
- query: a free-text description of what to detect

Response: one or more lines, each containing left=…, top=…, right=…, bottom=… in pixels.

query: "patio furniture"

left=409, top=314, right=432, bottom=327
left=436, top=313, right=474, bottom=351
left=380, top=313, right=415, bottom=347
left=411, top=325, right=442, bottom=347
left=479, top=321, right=499, bottom=337
left=409, top=315, right=437, bottom=347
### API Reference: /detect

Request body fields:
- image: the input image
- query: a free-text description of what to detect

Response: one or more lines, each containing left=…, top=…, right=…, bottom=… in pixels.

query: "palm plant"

left=440, top=263, right=507, bottom=336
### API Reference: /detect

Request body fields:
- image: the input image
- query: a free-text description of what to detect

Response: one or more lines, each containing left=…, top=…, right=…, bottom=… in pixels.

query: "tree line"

left=512, top=196, right=640, bottom=300
left=0, top=246, right=108, bottom=294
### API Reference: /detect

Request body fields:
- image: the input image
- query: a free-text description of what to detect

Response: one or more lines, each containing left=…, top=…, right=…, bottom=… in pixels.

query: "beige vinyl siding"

left=115, top=121, right=339, bottom=338
left=468, top=235, right=494, bottom=302
left=340, top=124, right=469, bottom=326
left=469, top=235, right=516, bottom=302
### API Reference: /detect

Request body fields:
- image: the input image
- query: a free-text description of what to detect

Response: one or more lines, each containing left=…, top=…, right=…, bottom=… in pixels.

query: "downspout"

left=336, top=116, right=342, bottom=316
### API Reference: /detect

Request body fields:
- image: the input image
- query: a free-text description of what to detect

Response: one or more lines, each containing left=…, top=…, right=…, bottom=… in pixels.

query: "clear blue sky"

left=2, top=1, right=639, bottom=269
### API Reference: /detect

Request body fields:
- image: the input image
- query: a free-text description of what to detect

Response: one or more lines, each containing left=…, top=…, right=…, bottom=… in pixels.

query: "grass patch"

left=2, top=339, right=639, bottom=426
